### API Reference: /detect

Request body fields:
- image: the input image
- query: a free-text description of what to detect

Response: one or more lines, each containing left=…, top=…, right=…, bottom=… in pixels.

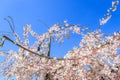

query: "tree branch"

left=3, top=35, right=49, bottom=58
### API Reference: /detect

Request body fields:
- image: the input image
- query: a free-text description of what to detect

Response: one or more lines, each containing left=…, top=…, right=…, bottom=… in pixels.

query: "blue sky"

left=0, top=0, right=120, bottom=79
left=0, top=0, right=120, bottom=59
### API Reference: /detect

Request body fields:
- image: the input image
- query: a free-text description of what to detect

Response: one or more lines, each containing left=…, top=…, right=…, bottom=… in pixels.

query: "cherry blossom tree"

left=0, top=0, right=120, bottom=80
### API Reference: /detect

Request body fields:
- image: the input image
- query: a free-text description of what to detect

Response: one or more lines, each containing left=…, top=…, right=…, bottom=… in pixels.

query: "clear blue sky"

left=0, top=0, right=120, bottom=79
left=0, top=0, right=120, bottom=59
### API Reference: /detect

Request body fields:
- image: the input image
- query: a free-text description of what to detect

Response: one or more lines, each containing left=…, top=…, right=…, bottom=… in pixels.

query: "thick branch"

left=3, top=35, right=49, bottom=58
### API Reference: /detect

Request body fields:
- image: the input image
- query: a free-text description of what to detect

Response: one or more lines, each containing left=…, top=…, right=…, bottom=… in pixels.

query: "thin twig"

left=37, top=19, right=49, bottom=29
left=4, top=18, right=14, bottom=33
left=8, top=16, right=15, bottom=31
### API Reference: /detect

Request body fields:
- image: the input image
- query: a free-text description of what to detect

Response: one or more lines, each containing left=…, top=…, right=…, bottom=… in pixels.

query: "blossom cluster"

left=0, top=22, right=120, bottom=80
left=0, top=0, right=119, bottom=80
left=100, top=0, right=119, bottom=25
